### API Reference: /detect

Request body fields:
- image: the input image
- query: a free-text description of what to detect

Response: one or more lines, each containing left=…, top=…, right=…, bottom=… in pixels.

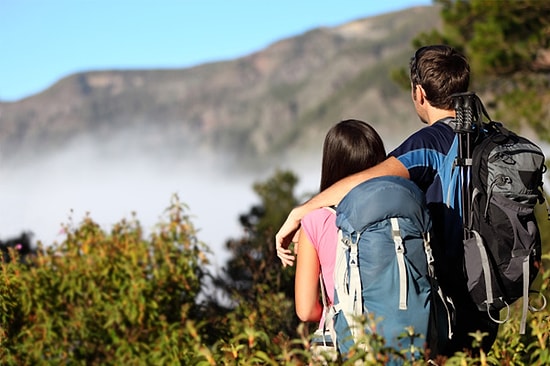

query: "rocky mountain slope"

left=0, top=6, right=441, bottom=170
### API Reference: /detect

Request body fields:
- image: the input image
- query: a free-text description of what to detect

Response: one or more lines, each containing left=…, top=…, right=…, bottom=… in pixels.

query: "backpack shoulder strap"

left=320, top=206, right=337, bottom=308
left=320, top=206, right=336, bottom=306
left=317, top=206, right=337, bottom=345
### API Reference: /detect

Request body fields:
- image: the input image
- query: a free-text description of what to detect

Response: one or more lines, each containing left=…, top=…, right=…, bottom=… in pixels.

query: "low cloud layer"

left=0, top=133, right=320, bottom=270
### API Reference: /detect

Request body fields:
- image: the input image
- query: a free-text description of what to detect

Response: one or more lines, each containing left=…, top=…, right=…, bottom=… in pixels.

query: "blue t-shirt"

left=389, top=119, right=464, bottom=292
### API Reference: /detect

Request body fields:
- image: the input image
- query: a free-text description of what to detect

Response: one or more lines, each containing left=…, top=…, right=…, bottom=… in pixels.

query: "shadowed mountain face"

left=0, top=6, right=440, bottom=169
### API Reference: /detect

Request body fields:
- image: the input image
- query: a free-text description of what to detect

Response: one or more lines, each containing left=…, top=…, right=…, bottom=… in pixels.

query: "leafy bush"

left=0, top=195, right=210, bottom=365
left=0, top=182, right=548, bottom=365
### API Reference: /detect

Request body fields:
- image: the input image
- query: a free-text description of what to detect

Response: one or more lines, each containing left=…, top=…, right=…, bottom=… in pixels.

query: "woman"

left=294, top=119, right=386, bottom=334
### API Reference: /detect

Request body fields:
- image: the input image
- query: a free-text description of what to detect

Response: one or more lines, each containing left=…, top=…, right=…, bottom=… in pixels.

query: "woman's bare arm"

left=294, top=229, right=322, bottom=322
left=276, top=157, right=408, bottom=267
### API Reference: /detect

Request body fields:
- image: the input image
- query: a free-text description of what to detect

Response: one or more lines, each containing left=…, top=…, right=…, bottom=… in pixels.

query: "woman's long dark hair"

left=320, top=119, right=386, bottom=192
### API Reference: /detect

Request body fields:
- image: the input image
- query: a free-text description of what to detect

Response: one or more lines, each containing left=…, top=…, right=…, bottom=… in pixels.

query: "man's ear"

left=415, top=84, right=426, bottom=104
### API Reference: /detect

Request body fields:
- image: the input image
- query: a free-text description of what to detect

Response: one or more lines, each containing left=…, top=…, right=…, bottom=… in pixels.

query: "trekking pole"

left=451, top=92, right=478, bottom=240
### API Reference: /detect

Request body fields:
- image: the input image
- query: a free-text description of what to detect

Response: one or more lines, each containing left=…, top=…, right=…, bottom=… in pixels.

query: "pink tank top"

left=301, top=207, right=337, bottom=305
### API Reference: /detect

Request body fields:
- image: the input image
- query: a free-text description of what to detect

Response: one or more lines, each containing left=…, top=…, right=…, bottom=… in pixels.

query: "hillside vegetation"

left=0, top=6, right=440, bottom=168
left=406, top=0, right=550, bottom=141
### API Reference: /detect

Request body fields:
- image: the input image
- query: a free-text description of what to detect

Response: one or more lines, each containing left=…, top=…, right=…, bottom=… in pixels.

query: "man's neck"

left=427, top=109, right=455, bottom=125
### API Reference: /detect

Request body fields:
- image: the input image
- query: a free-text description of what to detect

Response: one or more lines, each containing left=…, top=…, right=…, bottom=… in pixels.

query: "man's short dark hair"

left=410, top=45, right=470, bottom=110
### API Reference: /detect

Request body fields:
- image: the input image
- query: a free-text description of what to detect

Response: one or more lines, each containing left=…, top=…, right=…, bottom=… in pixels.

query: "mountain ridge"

left=0, top=6, right=441, bottom=169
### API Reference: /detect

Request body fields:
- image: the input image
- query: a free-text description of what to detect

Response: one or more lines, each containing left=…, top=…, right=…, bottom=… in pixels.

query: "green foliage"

left=220, top=169, right=300, bottom=300
left=0, top=195, right=210, bottom=364
left=434, top=0, right=550, bottom=139
left=435, top=0, right=550, bottom=75
left=393, top=0, right=550, bottom=140
left=536, top=204, right=550, bottom=271
left=213, top=169, right=305, bottom=355
left=0, top=170, right=549, bottom=364
left=447, top=261, right=550, bottom=366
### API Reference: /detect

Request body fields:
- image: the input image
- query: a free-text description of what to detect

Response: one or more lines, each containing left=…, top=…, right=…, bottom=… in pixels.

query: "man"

left=275, top=45, right=499, bottom=356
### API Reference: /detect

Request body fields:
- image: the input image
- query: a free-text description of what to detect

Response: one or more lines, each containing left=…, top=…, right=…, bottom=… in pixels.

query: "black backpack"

left=451, top=92, right=548, bottom=334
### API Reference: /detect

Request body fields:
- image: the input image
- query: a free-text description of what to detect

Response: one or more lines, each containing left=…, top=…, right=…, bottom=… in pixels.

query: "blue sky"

left=1, top=0, right=432, bottom=102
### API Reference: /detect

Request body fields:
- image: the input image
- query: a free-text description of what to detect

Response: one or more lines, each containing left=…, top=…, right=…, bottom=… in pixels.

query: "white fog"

left=5, top=125, right=544, bottom=275
left=0, top=135, right=321, bottom=272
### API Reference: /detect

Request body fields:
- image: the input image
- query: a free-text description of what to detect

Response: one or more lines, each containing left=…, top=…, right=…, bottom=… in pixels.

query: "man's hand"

left=275, top=208, right=302, bottom=267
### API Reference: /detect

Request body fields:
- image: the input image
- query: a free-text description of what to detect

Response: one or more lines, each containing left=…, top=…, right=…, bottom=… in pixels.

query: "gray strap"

left=470, top=188, right=481, bottom=229
left=437, top=286, right=455, bottom=340
left=318, top=274, right=334, bottom=346
left=472, top=230, right=494, bottom=305
left=474, top=230, right=509, bottom=325
left=318, top=207, right=339, bottom=346
left=349, top=234, right=362, bottom=317
left=423, top=232, right=434, bottom=276
left=446, top=159, right=461, bottom=208
left=391, top=218, right=407, bottom=310
left=424, top=232, right=454, bottom=339
left=519, top=257, right=529, bottom=334
left=333, top=226, right=364, bottom=338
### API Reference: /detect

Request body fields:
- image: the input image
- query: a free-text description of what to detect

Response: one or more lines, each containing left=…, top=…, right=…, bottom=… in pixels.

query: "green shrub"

left=0, top=192, right=548, bottom=365
left=0, top=194, right=210, bottom=365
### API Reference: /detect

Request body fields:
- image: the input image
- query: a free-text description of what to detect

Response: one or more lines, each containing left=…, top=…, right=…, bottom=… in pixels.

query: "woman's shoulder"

left=302, top=207, right=336, bottom=226
left=301, top=207, right=337, bottom=250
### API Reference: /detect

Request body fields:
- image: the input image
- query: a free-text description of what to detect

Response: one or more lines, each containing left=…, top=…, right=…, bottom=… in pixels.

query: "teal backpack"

left=332, top=176, right=454, bottom=363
